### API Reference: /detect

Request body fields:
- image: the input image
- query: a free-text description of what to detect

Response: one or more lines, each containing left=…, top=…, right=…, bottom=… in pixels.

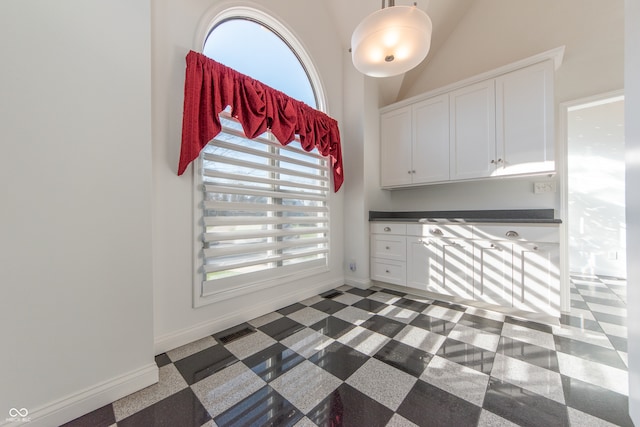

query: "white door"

left=473, top=240, right=513, bottom=307
left=407, top=237, right=443, bottom=291
left=381, top=106, right=412, bottom=187
left=413, top=95, right=450, bottom=183
left=449, top=80, right=496, bottom=180
left=495, top=60, right=554, bottom=176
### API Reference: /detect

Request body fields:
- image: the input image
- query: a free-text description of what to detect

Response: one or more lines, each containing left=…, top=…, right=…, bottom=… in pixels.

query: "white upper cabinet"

left=449, top=80, right=496, bottom=180
left=495, top=59, right=555, bottom=176
left=380, top=95, right=449, bottom=188
left=413, top=95, right=450, bottom=183
left=379, top=48, right=563, bottom=188
left=380, top=106, right=412, bottom=187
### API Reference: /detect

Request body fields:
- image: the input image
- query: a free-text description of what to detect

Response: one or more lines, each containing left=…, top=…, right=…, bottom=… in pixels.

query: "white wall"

left=0, top=1, right=155, bottom=426
left=625, top=0, right=640, bottom=422
left=152, top=0, right=346, bottom=353
left=383, top=0, right=624, bottom=215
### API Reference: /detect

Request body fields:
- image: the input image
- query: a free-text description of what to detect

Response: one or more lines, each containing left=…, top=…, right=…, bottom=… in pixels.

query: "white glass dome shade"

left=351, top=5, right=432, bottom=78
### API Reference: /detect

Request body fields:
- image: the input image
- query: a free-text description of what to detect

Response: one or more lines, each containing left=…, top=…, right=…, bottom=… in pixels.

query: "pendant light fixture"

left=351, top=1, right=432, bottom=78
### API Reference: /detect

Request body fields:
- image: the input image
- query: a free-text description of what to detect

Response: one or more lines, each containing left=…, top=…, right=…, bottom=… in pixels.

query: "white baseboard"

left=344, top=276, right=372, bottom=289
left=154, top=277, right=345, bottom=355
left=4, top=363, right=158, bottom=427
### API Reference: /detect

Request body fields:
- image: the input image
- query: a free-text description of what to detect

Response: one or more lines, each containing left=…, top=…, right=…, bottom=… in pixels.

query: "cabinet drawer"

left=371, top=259, right=406, bottom=285
left=407, top=223, right=473, bottom=239
left=370, top=235, right=406, bottom=260
left=371, top=222, right=407, bottom=235
left=473, top=225, right=559, bottom=242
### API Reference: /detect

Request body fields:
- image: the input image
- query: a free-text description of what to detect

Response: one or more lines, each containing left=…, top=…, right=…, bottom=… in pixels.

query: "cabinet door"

left=407, top=237, right=443, bottom=291
left=449, top=80, right=496, bottom=180
left=513, top=242, right=560, bottom=317
left=381, top=106, right=413, bottom=187
left=440, top=239, right=474, bottom=299
left=413, top=95, right=450, bottom=183
left=473, top=241, right=513, bottom=307
left=371, top=234, right=406, bottom=261
left=495, top=60, right=554, bottom=176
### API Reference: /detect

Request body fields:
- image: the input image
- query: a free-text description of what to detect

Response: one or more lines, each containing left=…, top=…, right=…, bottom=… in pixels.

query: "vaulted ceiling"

left=323, top=0, right=475, bottom=105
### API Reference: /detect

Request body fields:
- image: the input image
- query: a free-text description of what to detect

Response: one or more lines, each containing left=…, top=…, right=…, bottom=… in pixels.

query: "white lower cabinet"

left=512, top=241, right=560, bottom=316
left=373, top=222, right=561, bottom=317
left=473, top=240, right=513, bottom=307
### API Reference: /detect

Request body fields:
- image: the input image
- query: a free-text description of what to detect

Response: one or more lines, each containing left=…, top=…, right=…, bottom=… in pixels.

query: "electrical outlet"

left=349, top=262, right=357, bottom=272
left=533, top=182, right=556, bottom=194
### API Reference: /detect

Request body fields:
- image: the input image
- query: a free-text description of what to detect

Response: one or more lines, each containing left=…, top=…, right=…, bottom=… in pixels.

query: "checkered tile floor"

left=63, top=275, right=632, bottom=427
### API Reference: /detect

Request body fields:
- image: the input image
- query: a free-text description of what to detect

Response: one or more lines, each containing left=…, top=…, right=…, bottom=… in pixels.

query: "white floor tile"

left=423, top=305, right=464, bottom=323
left=166, top=336, right=217, bottom=362
left=337, top=326, right=391, bottom=356
left=491, top=353, right=565, bottom=404
left=501, top=322, right=555, bottom=350
left=421, top=355, right=490, bottom=407
left=270, top=360, right=342, bottom=413
left=477, top=409, right=520, bottom=427
left=248, top=311, right=284, bottom=328
left=448, top=323, right=500, bottom=352
left=191, top=362, right=266, bottom=418
left=552, top=325, right=614, bottom=350
left=567, top=406, right=620, bottom=426
left=287, top=306, right=329, bottom=327
left=378, top=305, right=420, bottom=324
left=346, top=358, right=417, bottom=411
left=557, top=352, right=629, bottom=396
left=333, top=306, right=374, bottom=325
left=224, top=330, right=277, bottom=360
left=394, top=324, right=446, bottom=354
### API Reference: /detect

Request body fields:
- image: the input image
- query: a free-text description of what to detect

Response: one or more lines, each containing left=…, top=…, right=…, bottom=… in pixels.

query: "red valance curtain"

left=178, top=50, right=344, bottom=192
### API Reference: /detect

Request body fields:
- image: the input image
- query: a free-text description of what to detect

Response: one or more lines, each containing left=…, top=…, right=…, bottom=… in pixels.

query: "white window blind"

left=198, top=113, right=330, bottom=296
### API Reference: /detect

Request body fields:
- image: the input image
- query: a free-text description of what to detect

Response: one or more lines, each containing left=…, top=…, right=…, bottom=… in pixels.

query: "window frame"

left=192, top=7, right=330, bottom=308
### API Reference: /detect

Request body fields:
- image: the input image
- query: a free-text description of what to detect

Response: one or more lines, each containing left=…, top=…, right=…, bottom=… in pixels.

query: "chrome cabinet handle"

left=490, top=243, right=502, bottom=251
left=385, top=246, right=390, bottom=250
left=505, top=231, right=519, bottom=238
left=490, top=159, right=496, bottom=164
left=385, top=269, right=390, bottom=273
left=430, top=228, right=443, bottom=236
left=419, top=240, right=431, bottom=246
left=384, top=227, right=391, bottom=232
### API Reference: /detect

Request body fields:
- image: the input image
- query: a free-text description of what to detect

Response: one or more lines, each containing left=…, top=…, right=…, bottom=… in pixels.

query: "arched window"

left=194, top=10, right=330, bottom=306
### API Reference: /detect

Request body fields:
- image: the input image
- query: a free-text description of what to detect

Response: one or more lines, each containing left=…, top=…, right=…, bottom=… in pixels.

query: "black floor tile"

left=496, top=337, right=559, bottom=372
left=553, top=335, right=627, bottom=370
left=409, top=313, right=456, bottom=336
left=242, top=343, right=304, bottom=382
left=360, top=315, right=405, bottom=338
left=277, top=303, right=306, bottom=316
left=258, top=317, right=305, bottom=341
left=154, top=353, right=171, bottom=368
left=346, top=287, right=376, bottom=297
left=397, top=379, right=481, bottom=427
left=374, top=340, right=432, bottom=377
left=570, top=300, right=590, bottom=310
left=460, top=313, right=504, bottom=335
left=307, top=383, right=394, bottom=427
left=379, top=288, right=407, bottom=297
left=308, top=341, right=369, bottom=380
left=437, top=338, right=494, bottom=375
left=431, top=300, right=468, bottom=312
left=174, top=345, right=237, bottom=385
left=393, top=297, right=430, bottom=312
left=311, top=299, right=348, bottom=315
left=505, top=316, right=553, bottom=334
left=483, top=377, right=569, bottom=427
left=592, top=311, right=627, bottom=326
left=214, top=385, right=302, bottom=427
left=310, top=316, right=356, bottom=339
left=559, top=314, right=603, bottom=332
left=581, top=295, right=626, bottom=307
left=118, top=388, right=211, bottom=427
left=61, top=404, right=115, bottom=427
left=352, top=298, right=387, bottom=313
left=562, top=375, right=634, bottom=427
left=608, top=334, right=628, bottom=352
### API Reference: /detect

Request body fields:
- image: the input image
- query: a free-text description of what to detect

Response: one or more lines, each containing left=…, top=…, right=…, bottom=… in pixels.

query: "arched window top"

left=201, top=7, right=325, bottom=112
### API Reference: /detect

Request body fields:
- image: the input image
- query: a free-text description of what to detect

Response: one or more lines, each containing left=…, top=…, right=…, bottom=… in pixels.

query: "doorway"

left=564, top=93, right=626, bottom=279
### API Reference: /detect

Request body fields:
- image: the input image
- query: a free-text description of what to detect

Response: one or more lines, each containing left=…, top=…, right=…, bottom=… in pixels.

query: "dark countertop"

left=369, top=209, right=562, bottom=224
